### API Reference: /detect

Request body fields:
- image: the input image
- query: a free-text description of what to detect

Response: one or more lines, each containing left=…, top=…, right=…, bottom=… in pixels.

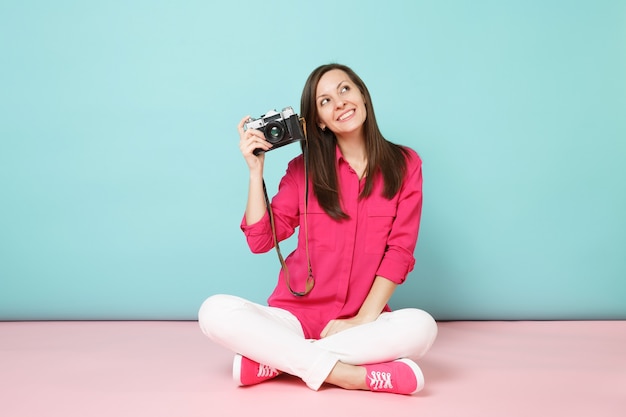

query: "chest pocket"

left=365, top=204, right=397, bottom=254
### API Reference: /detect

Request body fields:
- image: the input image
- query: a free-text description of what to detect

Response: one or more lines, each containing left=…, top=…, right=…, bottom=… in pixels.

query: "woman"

left=198, top=63, right=437, bottom=395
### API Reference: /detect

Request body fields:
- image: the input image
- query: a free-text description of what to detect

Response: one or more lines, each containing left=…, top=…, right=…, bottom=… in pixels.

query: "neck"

left=337, top=135, right=368, bottom=179
left=337, top=138, right=366, bottom=161
left=336, top=129, right=366, bottom=160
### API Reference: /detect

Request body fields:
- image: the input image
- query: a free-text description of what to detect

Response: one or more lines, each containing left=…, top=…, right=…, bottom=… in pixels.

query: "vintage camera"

left=244, top=106, right=305, bottom=155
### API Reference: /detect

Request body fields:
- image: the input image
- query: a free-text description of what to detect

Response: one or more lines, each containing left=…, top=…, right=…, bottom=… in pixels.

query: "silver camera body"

left=244, top=106, right=305, bottom=155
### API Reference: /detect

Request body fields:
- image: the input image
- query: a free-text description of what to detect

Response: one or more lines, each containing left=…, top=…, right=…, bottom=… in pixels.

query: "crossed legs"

left=198, top=294, right=437, bottom=391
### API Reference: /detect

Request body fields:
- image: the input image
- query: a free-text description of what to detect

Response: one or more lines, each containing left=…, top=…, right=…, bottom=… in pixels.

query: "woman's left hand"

left=320, top=316, right=376, bottom=338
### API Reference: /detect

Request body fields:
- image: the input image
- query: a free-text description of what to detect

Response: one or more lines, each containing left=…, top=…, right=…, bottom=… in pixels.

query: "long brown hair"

left=300, top=63, right=409, bottom=220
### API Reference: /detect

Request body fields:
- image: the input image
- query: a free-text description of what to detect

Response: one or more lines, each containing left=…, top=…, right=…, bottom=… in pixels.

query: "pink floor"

left=1, top=320, right=625, bottom=417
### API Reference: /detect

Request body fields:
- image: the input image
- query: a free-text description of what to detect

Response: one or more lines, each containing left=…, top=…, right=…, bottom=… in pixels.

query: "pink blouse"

left=241, top=146, right=423, bottom=338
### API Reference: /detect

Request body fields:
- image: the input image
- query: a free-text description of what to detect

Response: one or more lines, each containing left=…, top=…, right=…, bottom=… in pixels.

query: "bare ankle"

left=325, top=362, right=367, bottom=390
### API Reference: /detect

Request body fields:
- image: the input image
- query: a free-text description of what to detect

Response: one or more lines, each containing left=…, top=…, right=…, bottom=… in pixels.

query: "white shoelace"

left=368, top=371, right=393, bottom=390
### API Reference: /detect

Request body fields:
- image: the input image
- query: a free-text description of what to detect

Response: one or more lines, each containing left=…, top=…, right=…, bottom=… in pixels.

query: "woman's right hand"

left=238, top=115, right=273, bottom=173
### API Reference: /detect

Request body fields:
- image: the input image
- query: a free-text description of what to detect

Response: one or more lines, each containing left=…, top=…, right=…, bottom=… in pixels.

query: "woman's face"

left=315, top=69, right=367, bottom=139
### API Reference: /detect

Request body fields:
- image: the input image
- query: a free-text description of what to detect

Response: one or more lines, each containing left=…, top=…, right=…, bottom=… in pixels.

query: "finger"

left=252, top=142, right=272, bottom=154
left=239, top=132, right=260, bottom=152
left=237, top=115, right=251, bottom=135
left=239, top=126, right=261, bottom=143
left=243, top=133, right=265, bottom=147
left=247, top=128, right=267, bottom=141
left=247, top=134, right=273, bottom=151
left=241, top=136, right=271, bottom=156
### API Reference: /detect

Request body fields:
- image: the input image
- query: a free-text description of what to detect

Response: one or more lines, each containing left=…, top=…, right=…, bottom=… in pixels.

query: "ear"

left=319, top=124, right=326, bottom=131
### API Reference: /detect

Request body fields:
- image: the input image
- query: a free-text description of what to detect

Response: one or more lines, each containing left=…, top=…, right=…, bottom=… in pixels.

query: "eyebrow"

left=316, top=80, right=349, bottom=100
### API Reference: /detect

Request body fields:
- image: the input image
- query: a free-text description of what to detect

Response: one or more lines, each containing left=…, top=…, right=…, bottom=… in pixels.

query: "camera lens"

left=265, top=121, right=284, bottom=143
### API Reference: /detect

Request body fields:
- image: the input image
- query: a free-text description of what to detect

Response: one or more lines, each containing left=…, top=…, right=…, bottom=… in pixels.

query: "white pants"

left=198, top=294, right=438, bottom=390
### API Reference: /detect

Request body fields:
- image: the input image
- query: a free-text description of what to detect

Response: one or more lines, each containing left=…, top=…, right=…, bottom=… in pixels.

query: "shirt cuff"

left=240, top=211, right=272, bottom=237
left=376, top=251, right=416, bottom=284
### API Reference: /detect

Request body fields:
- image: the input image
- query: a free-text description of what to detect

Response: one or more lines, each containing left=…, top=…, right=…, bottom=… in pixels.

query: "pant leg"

left=313, top=308, right=438, bottom=365
left=198, top=294, right=337, bottom=390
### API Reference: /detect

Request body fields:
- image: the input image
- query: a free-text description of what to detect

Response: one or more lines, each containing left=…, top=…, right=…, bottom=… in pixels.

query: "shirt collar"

left=335, top=145, right=345, bottom=164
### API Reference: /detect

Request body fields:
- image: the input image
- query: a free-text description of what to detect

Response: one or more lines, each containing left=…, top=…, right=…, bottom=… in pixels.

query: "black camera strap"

left=262, top=118, right=314, bottom=297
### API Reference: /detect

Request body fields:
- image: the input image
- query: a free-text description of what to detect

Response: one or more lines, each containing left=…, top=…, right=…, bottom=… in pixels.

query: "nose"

left=335, top=98, right=345, bottom=109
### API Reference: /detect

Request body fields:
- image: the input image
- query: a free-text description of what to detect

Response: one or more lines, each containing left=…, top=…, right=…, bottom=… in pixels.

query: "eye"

left=340, top=85, right=350, bottom=94
left=320, top=98, right=329, bottom=106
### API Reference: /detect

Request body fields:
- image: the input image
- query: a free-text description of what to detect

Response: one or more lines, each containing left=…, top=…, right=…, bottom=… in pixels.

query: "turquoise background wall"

left=1, top=1, right=625, bottom=320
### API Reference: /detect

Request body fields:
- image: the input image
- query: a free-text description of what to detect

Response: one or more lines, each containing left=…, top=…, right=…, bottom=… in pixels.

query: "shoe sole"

left=395, top=358, right=425, bottom=394
left=232, top=354, right=244, bottom=386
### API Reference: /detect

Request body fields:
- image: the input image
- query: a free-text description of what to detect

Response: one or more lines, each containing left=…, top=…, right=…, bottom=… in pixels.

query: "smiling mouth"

left=338, top=109, right=355, bottom=121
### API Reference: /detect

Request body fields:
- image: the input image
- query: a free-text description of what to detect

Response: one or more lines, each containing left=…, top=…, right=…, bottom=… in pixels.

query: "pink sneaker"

left=364, top=358, right=425, bottom=395
left=232, top=354, right=280, bottom=386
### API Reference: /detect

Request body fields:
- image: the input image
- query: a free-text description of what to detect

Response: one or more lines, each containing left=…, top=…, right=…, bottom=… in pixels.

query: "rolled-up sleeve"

left=375, top=151, right=423, bottom=284
left=240, top=158, right=303, bottom=254
left=240, top=211, right=274, bottom=253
